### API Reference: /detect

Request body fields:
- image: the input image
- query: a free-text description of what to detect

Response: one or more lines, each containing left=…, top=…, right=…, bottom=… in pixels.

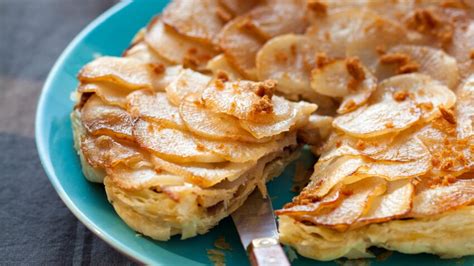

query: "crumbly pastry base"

left=72, top=109, right=300, bottom=240
left=279, top=206, right=474, bottom=261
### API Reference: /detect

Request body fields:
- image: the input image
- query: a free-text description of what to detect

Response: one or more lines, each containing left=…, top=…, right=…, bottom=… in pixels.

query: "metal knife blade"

left=231, top=189, right=290, bottom=266
left=232, top=189, right=278, bottom=248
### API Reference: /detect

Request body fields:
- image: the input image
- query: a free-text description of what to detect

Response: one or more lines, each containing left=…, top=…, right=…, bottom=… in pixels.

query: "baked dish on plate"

left=71, top=0, right=474, bottom=261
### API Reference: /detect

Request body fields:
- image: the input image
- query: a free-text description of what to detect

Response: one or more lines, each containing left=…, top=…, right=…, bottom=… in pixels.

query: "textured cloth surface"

left=0, top=1, right=135, bottom=264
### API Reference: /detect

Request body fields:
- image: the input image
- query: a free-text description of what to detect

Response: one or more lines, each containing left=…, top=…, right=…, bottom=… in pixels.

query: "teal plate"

left=35, top=1, right=473, bottom=265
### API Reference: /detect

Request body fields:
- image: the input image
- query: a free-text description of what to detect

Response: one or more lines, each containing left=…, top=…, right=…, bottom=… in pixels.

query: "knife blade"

left=231, top=189, right=290, bottom=266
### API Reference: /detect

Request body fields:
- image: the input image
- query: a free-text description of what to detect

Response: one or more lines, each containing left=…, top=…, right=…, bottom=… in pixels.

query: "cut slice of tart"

left=72, top=55, right=316, bottom=240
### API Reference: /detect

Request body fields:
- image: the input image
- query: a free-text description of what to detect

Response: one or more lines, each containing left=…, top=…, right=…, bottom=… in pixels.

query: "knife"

left=231, top=189, right=290, bottom=266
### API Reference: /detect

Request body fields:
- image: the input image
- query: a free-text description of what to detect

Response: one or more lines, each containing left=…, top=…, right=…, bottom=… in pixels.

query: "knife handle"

left=247, top=237, right=290, bottom=266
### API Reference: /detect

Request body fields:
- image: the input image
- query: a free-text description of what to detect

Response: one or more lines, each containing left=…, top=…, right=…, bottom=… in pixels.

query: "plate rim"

left=34, top=1, right=158, bottom=264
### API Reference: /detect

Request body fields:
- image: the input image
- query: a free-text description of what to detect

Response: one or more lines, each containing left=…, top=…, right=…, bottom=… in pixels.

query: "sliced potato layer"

left=375, top=74, right=456, bottom=119
left=79, top=82, right=129, bottom=108
left=358, top=179, right=414, bottom=223
left=179, top=94, right=265, bottom=143
left=240, top=100, right=317, bottom=139
left=334, top=74, right=456, bottom=138
left=145, top=17, right=217, bottom=69
left=376, top=45, right=460, bottom=89
left=127, top=91, right=185, bottom=130
left=201, top=80, right=277, bottom=121
left=81, top=95, right=134, bottom=140
left=73, top=0, right=474, bottom=247
left=356, top=157, right=431, bottom=181
left=206, top=54, right=243, bottom=80
left=78, top=56, right=156, bottom=90
left=311, top=58, right=377, bottom=114
left=256, top=34, right=315, bottom=97
left=133, top=119, right=225, bottom=163
left=333, top=101, right=421, bottom=138
left=165, top=69, right=211, bottom=105
left=302, top=177, right=387, bottom=230
left=218, top=0, right=260, bottom=16
left=219, top=16, right=265, bottom=79
left=411, top=179, right=474, bottom=217
left=81, top=135, right=143, bottom=169
left=305, top=156, right=364, bottom=198
left=123, top=41, right=171, bottom=65
left=162, top=0, right=225, bottom=45
left=194, top=132, right=296, bottom=163
left=106, top=165, right=185, bottom=190
left=456, top=75, right=474, bottom=140
left=246, top=1, right=307, bottom=40
left=318, top=132, right=396, bottom=162
left=370, top=132, right=429, bottom=162
left=276, top=189, right=344, bottom=216
left=305, top=8, right=406, bottom=65
left=151, top=156, right=255, bottom=188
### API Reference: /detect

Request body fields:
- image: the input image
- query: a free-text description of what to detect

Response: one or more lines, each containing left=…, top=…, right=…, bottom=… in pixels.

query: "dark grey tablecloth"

left=0, top=1, right=135, bottom=264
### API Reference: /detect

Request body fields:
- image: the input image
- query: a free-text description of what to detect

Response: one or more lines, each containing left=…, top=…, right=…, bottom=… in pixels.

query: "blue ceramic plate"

left=35, top=1, right=473, bottom=265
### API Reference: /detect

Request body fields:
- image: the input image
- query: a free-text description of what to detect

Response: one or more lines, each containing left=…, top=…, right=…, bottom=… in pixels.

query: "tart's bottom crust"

left=279, top=206, right=474, bottom=261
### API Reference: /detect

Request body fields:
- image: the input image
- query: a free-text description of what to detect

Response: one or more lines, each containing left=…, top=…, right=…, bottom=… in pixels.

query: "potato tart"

left=72, top=0, right=474, bottom=261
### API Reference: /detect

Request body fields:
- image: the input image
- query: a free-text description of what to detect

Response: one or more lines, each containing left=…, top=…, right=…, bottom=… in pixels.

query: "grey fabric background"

left=0, top=1, right=136, bottom=264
